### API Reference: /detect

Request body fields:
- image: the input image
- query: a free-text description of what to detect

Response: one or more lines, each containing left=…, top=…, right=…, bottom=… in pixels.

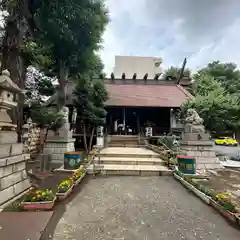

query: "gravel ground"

left=214, top=145, right=240, bottom=159
left=52, top=176, right=240, bottom=240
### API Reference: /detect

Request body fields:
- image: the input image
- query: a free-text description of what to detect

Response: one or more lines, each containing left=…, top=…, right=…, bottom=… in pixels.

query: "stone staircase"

left=87, top=147, right=172, bottom=176
left=107, top=135, right=143, bottom=148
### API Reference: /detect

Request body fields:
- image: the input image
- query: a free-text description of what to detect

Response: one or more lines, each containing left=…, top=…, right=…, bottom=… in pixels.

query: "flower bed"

left=56, top=178, right=74, bottom=200
left=173, top=172, right=211, bottom=204
left=174, top=170, right=240, bottom=225
left=72, top=167, right=86, bottom=186
left=21, top=189, right=56, bottom=210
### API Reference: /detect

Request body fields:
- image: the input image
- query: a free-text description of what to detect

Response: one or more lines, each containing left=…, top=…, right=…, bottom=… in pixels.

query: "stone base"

left=180, top=142, right=223, bottom=170
left=182, top=132, right=211, bottom=142
left=0, top=153, right=31, bottom=206
left=43, top=138, right=75, bottom=163
left=0, top=131, right=18, bottom=144
left=0, top=143, right=23, bottom=159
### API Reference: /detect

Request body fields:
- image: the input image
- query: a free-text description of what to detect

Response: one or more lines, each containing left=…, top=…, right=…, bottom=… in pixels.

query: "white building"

left=113, top=55, right=163, bottom=79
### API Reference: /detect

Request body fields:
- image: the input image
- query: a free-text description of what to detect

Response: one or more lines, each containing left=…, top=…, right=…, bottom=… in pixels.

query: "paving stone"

left=0, top=212, right=54, bottom=240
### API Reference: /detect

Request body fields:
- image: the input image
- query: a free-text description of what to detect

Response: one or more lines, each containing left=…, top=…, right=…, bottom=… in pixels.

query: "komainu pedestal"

left=0, top=70, right=31, bottom=206
left=180, top=109, right=223, bottom=171
left=43, top=106, right=75, bottom=164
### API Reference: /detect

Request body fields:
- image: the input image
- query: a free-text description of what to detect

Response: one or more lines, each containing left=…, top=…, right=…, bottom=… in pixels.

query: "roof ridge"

left=176, top=85, right=195, bottom=100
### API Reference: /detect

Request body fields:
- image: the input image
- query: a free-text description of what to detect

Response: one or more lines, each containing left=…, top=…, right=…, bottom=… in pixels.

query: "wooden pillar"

left=137, top=115, right=140, bottom=135
left=109, top=114, right=112, bottom=134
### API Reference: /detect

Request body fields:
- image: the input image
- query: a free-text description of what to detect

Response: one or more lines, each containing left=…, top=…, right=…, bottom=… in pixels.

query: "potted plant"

left=21, top=189, right=56, bottom=210
left=56, top=178, right=74, bottom=200
left=72, top=167, right=86, bottom=186
left=211, top=193, right=237, bottom=223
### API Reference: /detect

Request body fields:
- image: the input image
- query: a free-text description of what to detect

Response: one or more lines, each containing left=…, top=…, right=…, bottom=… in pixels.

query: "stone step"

left=93, top=157, right=164, bottom=165
left=108, top=144, right=144, bottom=148
left=110, top=135, right=139, bottom=139
left=97, top=153, right=161, bottom=158
left=87, top=164, right=172, bottom=176
left=110, top=140, right=139, bottom=144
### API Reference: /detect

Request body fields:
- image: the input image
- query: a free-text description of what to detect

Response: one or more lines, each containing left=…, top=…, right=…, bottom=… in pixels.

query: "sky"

left=100, top=0, right=240, bottom=74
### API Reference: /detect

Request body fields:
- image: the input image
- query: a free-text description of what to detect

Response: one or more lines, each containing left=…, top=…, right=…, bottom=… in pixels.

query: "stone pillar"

left=0, top=70, right=31, bottom=206
left=43, top=106, right=75, bottom=165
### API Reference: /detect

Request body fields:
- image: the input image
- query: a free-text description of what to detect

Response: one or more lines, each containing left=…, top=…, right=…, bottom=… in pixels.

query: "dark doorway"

left=125, top=108, right=138, bottom=134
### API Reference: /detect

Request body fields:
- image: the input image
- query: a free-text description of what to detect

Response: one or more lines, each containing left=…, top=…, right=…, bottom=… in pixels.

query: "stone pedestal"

left=0, top=70, right=31, bottom=206
left=180, top=128, right=223, bottom=171
left=0, top=143, right=31, bottom=206
left=43, top=138, right=75, bottom=163
left=43, top=115, right=75, bottom=164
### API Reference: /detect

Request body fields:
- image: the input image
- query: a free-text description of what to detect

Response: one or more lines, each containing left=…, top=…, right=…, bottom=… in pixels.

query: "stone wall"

left=0, top=154, right=30, bottom=205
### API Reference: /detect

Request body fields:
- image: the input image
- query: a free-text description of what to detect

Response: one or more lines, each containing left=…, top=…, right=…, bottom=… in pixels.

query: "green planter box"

left=64, top=152, right=84, bottom=170
left=177, top=155, right=196, bottom=174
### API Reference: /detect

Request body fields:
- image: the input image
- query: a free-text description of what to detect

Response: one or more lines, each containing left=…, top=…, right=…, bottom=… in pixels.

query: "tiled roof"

left=105, top=83, right=193, bottom=107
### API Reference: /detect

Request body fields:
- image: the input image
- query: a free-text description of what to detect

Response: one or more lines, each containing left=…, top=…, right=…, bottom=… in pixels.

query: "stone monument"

left=180, top=108, right=223, bottom=171
left=0, top=70, right=31, bottom=206
left=43, top=106, right=75, bottom=164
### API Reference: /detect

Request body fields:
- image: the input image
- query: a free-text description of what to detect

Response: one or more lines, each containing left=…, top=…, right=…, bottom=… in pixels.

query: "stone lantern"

left=0, top=70, right=31, bottom=206
left=0, top=69, right=21, bottom=131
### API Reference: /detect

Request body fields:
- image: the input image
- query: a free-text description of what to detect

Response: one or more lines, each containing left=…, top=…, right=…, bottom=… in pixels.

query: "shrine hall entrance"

left=106, top=107, right=171, bottom=136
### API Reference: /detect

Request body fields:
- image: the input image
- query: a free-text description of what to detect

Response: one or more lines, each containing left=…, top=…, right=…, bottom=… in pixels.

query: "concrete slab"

left=0, top=211, right=54, bottom=240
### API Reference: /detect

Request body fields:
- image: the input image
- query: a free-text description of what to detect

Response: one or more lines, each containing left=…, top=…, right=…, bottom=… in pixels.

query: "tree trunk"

left=83, top=123, right=88, bottom=154
left=88, top=126, right=95, bottom=153
left=1, top=7, right=28, bottom=142
left=58, top=61, right=69, bottom=108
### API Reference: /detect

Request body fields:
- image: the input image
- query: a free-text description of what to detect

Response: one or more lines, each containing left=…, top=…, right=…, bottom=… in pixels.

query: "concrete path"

left=52, top=176, right=240, bottom=240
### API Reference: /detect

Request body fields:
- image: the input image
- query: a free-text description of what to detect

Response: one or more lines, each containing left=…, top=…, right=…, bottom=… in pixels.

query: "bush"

left=158, top=135, right=180, bottom=152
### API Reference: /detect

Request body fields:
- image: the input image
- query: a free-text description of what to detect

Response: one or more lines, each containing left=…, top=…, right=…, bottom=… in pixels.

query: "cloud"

left=101, top=0, right=240, bottom=74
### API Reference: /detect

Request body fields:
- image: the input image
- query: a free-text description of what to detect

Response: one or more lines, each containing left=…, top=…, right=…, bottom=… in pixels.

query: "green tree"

left=73, top=73, right=108, bottom=153
left=88, top=80, right=108, bottom=151
left=162, top=66, right=191, bottom=80
left=34, top=0, right=109, bottom=106
left=181, top=71, right=240, bottom=134
left=25, top=66, right=56, bottom=102
left=197, top=61, right=240, bottom=94
left=1, top=0, right=108, bottom=141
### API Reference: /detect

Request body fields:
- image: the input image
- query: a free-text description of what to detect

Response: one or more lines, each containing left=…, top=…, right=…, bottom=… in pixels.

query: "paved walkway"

left=52, top=176, right=240, bottom=240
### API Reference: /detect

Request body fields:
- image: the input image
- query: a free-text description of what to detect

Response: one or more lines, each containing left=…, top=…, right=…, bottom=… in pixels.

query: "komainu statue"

left=185, top=108, right=204, bottom=132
